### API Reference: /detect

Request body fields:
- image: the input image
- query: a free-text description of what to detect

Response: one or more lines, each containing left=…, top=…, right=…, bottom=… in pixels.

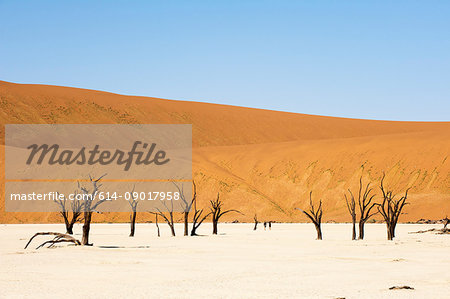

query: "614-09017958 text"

left=9, top=191, right=181, bottom=201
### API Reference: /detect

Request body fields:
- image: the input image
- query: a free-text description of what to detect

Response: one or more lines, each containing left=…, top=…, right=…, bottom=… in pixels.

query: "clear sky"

left=1, top=1, right=449, bottom=121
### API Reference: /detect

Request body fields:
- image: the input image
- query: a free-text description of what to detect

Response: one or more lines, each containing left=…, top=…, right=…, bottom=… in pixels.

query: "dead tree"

left=54, top=191, right=84, bottom=235
left=190, top=194, right=211, bottom=236
left=128, top=186, right=139, bottom=237
left=155, top=213, right=160, bottom=237
left=25, top=232, right=81, bottom=249
left=253, top=214, right=259, bottom=231
left=296, top=191, right=323, bottom=240
left=344, top=189, right=357, bottom=240
left=68, top=197, right=84, bottom=234
left=149, top=198, right=176, bottom=236
left=378, top=174, right=410, bottom=240
left=345, top=176, right=378, bottom=240
left=54, top=195, right=71, bottom=233
left=357, top=177, right=377, bottom=240
left=210, top=193, right=242, bottom=235
left=173, top=181, right=196, bottom=236
left=78, top=174, right=109, bottom=245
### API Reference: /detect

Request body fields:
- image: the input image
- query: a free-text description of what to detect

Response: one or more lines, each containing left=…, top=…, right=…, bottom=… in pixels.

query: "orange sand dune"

left=1, top=80, right=449, bottom=223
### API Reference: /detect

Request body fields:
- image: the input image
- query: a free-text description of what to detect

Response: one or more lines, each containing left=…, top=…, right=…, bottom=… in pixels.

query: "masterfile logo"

left=26, top=141, right=170, bottom=171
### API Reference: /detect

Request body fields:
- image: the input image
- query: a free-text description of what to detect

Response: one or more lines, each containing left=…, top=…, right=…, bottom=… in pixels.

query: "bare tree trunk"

left=386, top=223, right=393, bottom=240
left=344, top=189, right=357, bottom=240
left=155, top=214, right=160, bottom=237
left=173, top=181, right=196, bottom=237
left=314, top=223, right=322, bottom=240
left=212, top=220, right=218, bottom=235
left=66, top=222, right=74, bottom=235
left=386, top=224, right=392, bottom=240
left=351, top=221, right=356, bottom=240
left=358, top=221, right=365, bottom=240
left=390, top=223, right=396, bottom=239
left=128, top=186, right=139, bottom=237
left=63, top=215, right=72, bottom=234
left=169, top=212, right=175, bottom=236
left=82, top=211, right=92, bottom=246
left=78, top=174, right=108, bottom=245
left=184, top=212, right=189, bottom=236
left=170, top=223, right=176, bottom=236
left=67, top=210, right=82, bottom=235
left=129, top=211, right=137, bottom=237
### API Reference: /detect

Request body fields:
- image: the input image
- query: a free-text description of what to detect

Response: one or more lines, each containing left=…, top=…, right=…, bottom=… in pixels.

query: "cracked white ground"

left=0, top=223, right=448, bottom=298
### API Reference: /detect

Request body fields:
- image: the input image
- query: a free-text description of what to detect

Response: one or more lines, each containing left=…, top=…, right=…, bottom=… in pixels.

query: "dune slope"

left=1, top=81, right=449, bottom=223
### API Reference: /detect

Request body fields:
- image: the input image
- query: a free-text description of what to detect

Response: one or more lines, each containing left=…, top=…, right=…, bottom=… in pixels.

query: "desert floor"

left=0, top=223, right=448, bottom=298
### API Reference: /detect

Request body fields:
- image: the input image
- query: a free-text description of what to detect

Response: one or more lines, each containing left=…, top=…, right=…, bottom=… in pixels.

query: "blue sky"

left=1, top=1, right=449, bottom=121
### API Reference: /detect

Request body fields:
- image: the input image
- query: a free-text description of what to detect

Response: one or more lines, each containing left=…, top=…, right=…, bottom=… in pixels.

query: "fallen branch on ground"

left=389, top=286, right=414, bottom=290
left=409, top=228, right=449, bottom=234
left=24, top=232, right=81, bottom=249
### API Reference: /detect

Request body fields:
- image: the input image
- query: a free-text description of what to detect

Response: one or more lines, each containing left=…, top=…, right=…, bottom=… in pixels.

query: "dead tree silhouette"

left=128, top=186, right=139, bottom=237
left=173, top=181, right=196, bottom=236
left=357, top=177, right=378, bottom=240
left=78, top=174, right=110, bottom=245
left=344, top=189, right=357, bottom=240
left=253, top=214, right=259, bottom=231
left=27, top=175, right=108, bottom=247
left=296, top=191, right=323, bottom=240
left=345, top=176, right=378, bottom=240
left=149, top=198, right=176, bottom=236
left=154, top=213, right=160, bottom=237
left=210, top=193, right=242, bottom=235
left=377, top=173, right=410, bottom=240
left=53, top=190, right=83, bottom=235
left=190, top=193, right=211, bottom=236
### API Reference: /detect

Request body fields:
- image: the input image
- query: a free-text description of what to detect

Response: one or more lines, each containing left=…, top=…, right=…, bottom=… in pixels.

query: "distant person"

left=269, top=221, right=272, bottom=230
left=264, top=222, right=267, bottom=230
